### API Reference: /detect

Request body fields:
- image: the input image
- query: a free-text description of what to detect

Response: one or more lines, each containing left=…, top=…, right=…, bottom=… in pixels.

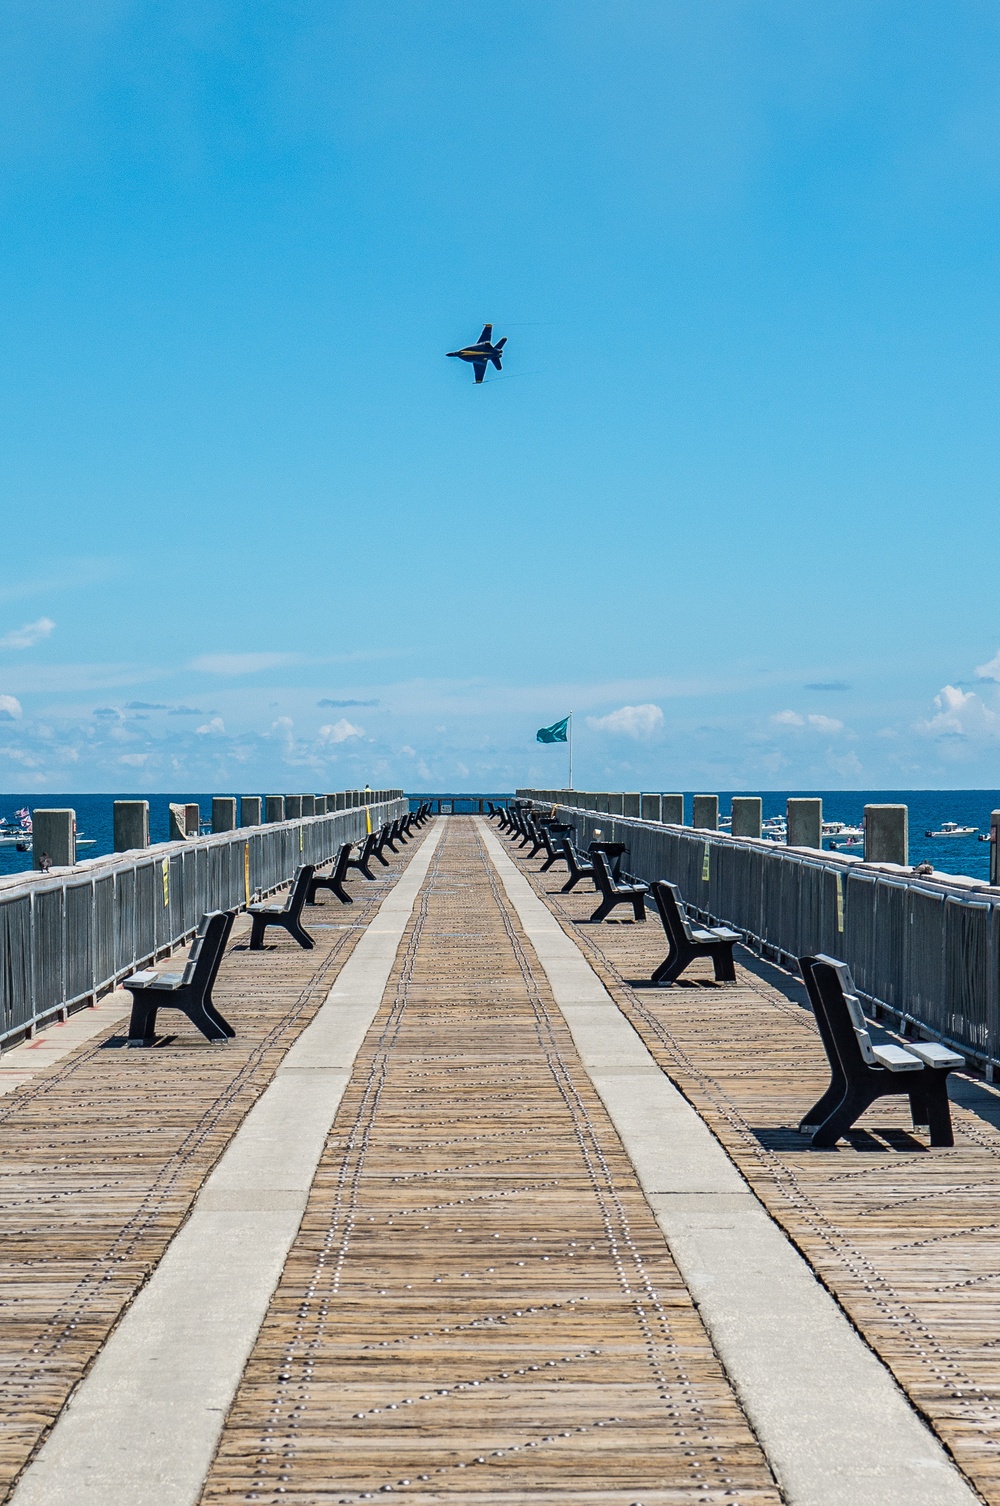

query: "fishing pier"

left=0, top=800, right=998, bottom=1504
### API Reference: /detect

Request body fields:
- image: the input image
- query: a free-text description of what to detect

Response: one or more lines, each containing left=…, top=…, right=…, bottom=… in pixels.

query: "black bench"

left=347, top=830, right=379, bottom=880
left=587, top=849, right=649, bottom=923
left=539, top=822, right=574, bottom=872
left=308, top=843, right=353, bottom=904
left=125, top=909, right=236, bottom=1044
left=371, top=823, right=393, bottom=867
left=249, top=864, right=316, bottom=948
left=588, top=840, right=628, bottom=880
left=560, top=838, right=596, bottom=893
left=650, top=881, right=740, bottom=984
left=799, top=954, right=963, bottom=1148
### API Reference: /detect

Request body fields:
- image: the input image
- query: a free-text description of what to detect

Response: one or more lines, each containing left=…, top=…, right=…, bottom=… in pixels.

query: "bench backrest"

left=563, top=838, right=593, bottom=873
left=286, top=864, right=315, bottom=921
left=183, top=910, right=233, bottom=995
left=652, top=881, right=696, bottom=945
left=591, top=848, right=619, bottom=897
left=330, top=842, right=353, bottom=879
left=355, top=831, right=377, bottom=861
left=807, top=954, right=882, bottom=1075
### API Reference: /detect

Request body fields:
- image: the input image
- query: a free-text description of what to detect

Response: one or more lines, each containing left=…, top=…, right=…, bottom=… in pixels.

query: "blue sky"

left=0, top=1, right=999, bottom=793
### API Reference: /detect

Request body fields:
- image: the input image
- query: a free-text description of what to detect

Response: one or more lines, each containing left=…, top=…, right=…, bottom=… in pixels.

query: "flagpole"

left=569, top=711, right=573, bottom=789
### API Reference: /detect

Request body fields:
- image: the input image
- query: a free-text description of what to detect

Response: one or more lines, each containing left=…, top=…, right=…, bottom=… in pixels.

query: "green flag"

left=536, top=716, right=569, bottom=744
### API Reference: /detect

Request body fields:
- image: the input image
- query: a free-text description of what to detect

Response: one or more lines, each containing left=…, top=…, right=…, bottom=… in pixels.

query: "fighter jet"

left=446, top=324, right=507, bottom=384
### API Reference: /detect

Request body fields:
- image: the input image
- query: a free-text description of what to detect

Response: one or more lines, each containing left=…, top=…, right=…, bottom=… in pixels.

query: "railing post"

left=787, top=797, right=822, bottom=848
left=32, top=809, right=76, bottom=869
left=212, top=797, right=237, bottom=833
left=692, top=795, right=718, bottom=831
left=241, top=796, right=263, bottom=827
left=731, top=796, right=762, bottom=838
left=991, top=810, right=1000, bottom=887
left=864, top=804, right=908, bottom=865
left=114, top=800, right=149, bottom=851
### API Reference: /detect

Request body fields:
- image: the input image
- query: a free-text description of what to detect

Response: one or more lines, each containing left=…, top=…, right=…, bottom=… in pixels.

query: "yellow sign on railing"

left=161, top=858, right=170, bottom=908
left=244, top=842, right=251, bottom=904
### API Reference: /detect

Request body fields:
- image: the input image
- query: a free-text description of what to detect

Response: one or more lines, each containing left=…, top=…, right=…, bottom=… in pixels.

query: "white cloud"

left=586, top=703, right=664, bottom=739
left=0, top=695, right=22, bottom=720
left=195, top=716, right=225, bottom=735
left=771, top=710, right=844, bottom=733
left=319, top=718, right=364, bottom=744
left=0, top=617, right=55, bottom=650
left=976, top=650, right=1000, bottom=682
left=190, top=652, right=298, bottom=675
left=119, top=752, right=148, bottom=766
left=917, top=685, right=1000, bottom=741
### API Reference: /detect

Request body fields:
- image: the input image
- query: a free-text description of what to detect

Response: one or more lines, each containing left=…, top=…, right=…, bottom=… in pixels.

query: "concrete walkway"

left=1, top=817, right=986, bottom=1505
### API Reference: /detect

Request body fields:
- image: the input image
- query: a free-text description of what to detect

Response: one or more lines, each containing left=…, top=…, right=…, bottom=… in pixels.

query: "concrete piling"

left=731, top=797, right=762, bottom=839
left=992, top=810, right=1000, bottom=887
left=285, top=796, right=304, bottom=820
left=864, top=804, right=908, bottom=865
left=692, top=795, right=718, bottom=831
left=659, top=794, right=684, bottom=825
left=623, top=793, right=641, bottom=818
left=787, top=797, right=822, bottom=849
left=241, top=797, right=263, bottom=827
left=265, top=796, right=286, bottom=823
left=641, top=794, right=661, bottom=821
left=301, top=796, right=315, bottom=818
left=113, top=800, right=149, bottom=852
left=212, top=797, right=237, bottom=834
left=32, top=809, right=75, bottom=870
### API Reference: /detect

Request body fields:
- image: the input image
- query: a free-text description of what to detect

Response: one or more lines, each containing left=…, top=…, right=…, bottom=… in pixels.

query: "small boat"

left=925, top=822, right=978, bottom=838
left=828, top=824, right=863, bottom=848
left=0, top=809, right=33, bottom=846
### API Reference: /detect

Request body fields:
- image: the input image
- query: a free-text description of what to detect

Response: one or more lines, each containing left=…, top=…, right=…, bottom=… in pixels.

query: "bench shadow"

left=748, top=1124, right=926, bottom=1153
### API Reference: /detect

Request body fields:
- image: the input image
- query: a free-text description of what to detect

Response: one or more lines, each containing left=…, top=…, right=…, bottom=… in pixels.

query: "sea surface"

left=0, top=790, right=996, bottom=883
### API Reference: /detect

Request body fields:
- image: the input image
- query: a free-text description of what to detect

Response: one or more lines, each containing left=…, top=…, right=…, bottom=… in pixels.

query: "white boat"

left=925, top=822, right=978, bottom=838
left=828, top=824, right=864, bottom=848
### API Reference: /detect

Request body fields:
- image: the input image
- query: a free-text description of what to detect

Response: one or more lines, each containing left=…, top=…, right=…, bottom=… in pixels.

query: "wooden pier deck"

left=2, top=815, right=1000, bottom=1503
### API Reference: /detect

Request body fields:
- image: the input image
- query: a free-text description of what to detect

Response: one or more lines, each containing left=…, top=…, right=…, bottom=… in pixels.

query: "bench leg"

left=204, top=999, right=236, bottom=1038
left=798, top=1076, right=847, bottom=1136
left=711, top=943, right=737, bottom=982
left=331, top=881, right=353, bottom=905
left=631, top=896, right=647, bottom=921
left=561, top=873, right=581, bottom=893
left=249, top=916, right=267, bottom=950
left=588, top=897, right=615, bottom=923
left=127, top=997, right=157, bottom=1044
left=183, top=1000, right=232, bottom=1043
left=923, top=1077, right=955, bottom=1147
left=651, top=941, right=695, bottom=986
left=287, top=920, right=315, bottom=950
left=810, top=1086, right=877, bottom=1148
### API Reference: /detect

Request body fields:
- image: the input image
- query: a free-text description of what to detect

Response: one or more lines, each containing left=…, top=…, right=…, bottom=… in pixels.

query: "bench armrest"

left=905, top=1041, right=965, bottom=1069
left=871, top=1043, right=924, bottom=1072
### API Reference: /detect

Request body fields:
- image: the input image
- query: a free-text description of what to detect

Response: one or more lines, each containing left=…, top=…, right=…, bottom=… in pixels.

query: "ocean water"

left=0, top=790, right=996, bottom=884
